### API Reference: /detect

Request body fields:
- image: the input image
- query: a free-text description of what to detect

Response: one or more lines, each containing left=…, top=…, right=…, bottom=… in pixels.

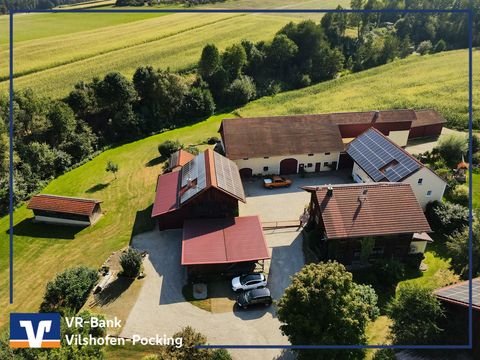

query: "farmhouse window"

left=324, top=162, right=329, bottom=167
left=243, top=158, right=249, bottom=160
left=264, top=156, right=269, bottom=159
left=418, top=178, right=423, bottom=185
left=308, top=153, right=314, bottom=156
left=307, top=163, right=312, bottom=168
left=426, top=190, right=432, bottom=196
left=325, top=152, right=330, bottom=155
left=263, top=166, right=269, bottom=171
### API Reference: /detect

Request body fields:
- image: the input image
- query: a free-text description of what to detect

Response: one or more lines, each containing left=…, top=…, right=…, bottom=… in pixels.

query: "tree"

left=226, top=75, right=256, bottom=106
left=425, top=201, right=469, bottom=236
left=106, top=160, right=119, bottom=180
left=446, top=221, right=480, bottom=279
left=388, top=285, right=444, bottom=344
left=221, top=43, right=247, bottom=82
left=433, top=39, right=447, bottom=53
left=158, top=139, right=183, bottom=159
left=120, top=248, right=143, bottom=278
left=180, top=86, right=215, bottom=120
left=416, top=40, right=433, bottom=55
left=40, top=266, right=98, bottom=314
left=435, top=134, right=468, bottom=167
left=265, top=34, right=298, bottom=79
left=198, top=44, right=221, bottom=78
left=277, top=262, right=376, bottom=360
left=46, top=101, right=76, bottom=146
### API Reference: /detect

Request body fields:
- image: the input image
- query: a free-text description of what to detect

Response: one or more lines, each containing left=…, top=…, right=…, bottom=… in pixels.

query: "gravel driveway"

left=120, top=228, right=302, bottom=360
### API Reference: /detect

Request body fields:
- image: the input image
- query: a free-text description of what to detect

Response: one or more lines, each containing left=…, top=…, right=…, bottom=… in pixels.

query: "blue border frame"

left=7, top=6, right=474, bottom=351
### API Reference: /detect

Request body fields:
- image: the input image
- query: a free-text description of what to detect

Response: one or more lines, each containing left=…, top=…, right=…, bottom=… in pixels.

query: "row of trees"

left=0, top=0, right=87, bottom=13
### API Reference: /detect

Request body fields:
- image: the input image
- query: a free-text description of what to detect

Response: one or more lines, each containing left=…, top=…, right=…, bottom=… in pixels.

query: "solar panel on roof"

left=213, top=151, right=245, bottom=201
left=347, top=129, right=421, bottom=182
left=180, top=153, right=206, bottom=204
left=436, top=278, right=480, bottom=307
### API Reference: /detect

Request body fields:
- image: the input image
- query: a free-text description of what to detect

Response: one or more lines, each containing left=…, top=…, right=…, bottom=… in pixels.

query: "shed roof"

left=435, top=278, right=480, bottom=311
left=152, top=149, right=245, bottom=218
left=28, top=194, right=101, bottom=216
left=168, top=149, right=195, bottom=170
left=304, top=183, right=431, bottom=239
left=182, top=216, right=270, bottom=265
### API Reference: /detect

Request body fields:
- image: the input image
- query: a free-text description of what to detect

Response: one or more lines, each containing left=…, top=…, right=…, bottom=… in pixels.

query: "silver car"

left=231, top=273, right=267, bottom=292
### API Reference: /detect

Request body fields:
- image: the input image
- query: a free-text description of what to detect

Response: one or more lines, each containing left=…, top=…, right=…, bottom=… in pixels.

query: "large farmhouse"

left=219, top=109, right=446, bottom=177
left=28, top=194, right=102, bottom=226
left=303, top=183, right=432, bottom=266
left=151, top=149, right=246, bottom=230
left=346, top=128, right=447, bottom=209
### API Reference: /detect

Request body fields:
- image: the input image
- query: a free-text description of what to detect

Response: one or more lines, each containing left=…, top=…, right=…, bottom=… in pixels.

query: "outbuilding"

left=151, top=149, right=246, bottom=230
left=182, top=216, right=270, bottom=279
left=27, top=194, right=102, bottom=226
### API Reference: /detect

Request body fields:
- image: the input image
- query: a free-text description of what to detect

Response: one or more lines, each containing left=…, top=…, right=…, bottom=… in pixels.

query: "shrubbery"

left=120, top=248, right=143, bottom=278
left=372, top=259, right=405, bottom=287
left=425, top=200, right=469, bottom=236
left=158, top=140, right=183, bottom=159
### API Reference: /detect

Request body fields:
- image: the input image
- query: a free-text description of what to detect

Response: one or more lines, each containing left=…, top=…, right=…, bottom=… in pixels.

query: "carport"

left=182, top=216, right=270, bottom=279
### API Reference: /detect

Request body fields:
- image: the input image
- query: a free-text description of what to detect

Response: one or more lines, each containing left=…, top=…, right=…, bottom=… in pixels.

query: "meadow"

left=0, top=0, right=349, bottom=99
left=0, top=50, right=477, bottom=331
left=238, top=49, right=480, bottom=130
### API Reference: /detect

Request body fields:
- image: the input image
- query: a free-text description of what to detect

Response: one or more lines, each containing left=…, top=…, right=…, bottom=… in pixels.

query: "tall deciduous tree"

left=198, top=44, right=221, bottom=79
left=221, top=43, right=247, bottom=82
left=277, top=261, right=377, bottom=360
left=447, top=221, right=480, bottom=279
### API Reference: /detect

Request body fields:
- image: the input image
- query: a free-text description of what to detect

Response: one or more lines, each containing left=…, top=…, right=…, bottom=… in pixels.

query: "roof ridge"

left=33, top=194, right=100, bottom=203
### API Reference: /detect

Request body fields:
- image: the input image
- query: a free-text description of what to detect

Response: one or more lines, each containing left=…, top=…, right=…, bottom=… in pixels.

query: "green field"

left=0, top=0, right=349, bottom=99
left=238, top=49, right=480, bottom=129
left=0, top=50, right=476, bottom=331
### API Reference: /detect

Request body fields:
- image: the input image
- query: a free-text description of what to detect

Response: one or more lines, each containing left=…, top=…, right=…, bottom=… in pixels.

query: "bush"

left=433, top=39, right=447, bottom=53
left=158, top=140, right=183, bottom=159
left=227, top=75, right=256, bottom=106
left=120, top=248, right=143, bottom=278
left=185, top=145, right=200, bottom=156
left=206, top=136, right=220, bottom=145
left=211, top=349, right=232, bottom=360
left=448, top=185, right=469, bottom=207
left=372, top=349, right=396, bottom=360
left=435, top=134, right=468, bottom=168
left=354, top=283, right=380, bottom=321
left=416, top=40, right=433, bottom=55
left=388, top=285, right=444, bottom=344
left=40, top=266, right=98, bottom=314
left=425, top=201, right=469, bottom=236
left=373, top=259, right=405, bottom=287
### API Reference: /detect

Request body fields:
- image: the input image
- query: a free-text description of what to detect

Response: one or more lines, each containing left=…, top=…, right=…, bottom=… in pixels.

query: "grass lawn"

left=472, top=172, right=479, bottom=209
left=239, top=49, right=480, bottom=130
left=0, top=112, right=231, bottom=329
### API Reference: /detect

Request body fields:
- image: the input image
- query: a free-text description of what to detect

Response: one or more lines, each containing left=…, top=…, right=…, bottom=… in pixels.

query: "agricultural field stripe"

left=1, top=13, right=245, bottom=82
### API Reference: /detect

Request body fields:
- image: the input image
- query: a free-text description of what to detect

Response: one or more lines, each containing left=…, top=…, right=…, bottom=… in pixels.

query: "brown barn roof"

left=219, top=116, right=344, bottom=159
left=411, top=109, right=446, bottom=128
left=152, top=149, right=245, bottom=218
left=182, top=216, right=270, bottom=265
left=304, top=183, right=431, bottom=239
left=28, top=194, right=101, bottom=216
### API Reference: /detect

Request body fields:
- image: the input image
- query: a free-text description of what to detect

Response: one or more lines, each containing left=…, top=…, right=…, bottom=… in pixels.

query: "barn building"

left=434, top=278, right=480, bottom=357
left=304, top=183, right=432, bottom=266
left=346, top=128, right=447, bottom=210
left=27, top=194, right=102, bottom=226
left=219, top=109, right=446, bottom=177
left=151, top=149, right=246, bottom=230
left=182, top=216, right=270, bottom=279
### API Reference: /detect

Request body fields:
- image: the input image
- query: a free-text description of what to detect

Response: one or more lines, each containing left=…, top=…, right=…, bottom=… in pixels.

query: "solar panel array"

left=436, top=278, right=480, bottom=307
left=180, top=153, right=206, bottom=204
left=347, top=129, right=421, bottom=182
left=213, top=151, right=245, bottom=201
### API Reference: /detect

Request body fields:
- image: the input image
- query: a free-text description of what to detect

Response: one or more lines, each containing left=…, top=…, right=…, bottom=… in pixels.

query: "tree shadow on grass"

left=85, top=182, right=110, bottom=193
left=91, top=277, right=134, bottom=307
left=145, top=156, right=165, bottom=167
left=130, top=204, right=155, bottom=242
left=10, top=218, right=85, bottom=239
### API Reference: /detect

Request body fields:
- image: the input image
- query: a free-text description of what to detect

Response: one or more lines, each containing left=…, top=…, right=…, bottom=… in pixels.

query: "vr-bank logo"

left=10, top=313, right=61, bottom=348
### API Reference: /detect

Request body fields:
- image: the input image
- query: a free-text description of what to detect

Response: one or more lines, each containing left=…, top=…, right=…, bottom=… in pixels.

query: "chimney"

left=326, top=185, right=333, bottom=197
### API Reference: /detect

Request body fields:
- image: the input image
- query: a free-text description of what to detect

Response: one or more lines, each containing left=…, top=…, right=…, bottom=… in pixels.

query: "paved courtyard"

left=239, top=169, right=353, bottom=223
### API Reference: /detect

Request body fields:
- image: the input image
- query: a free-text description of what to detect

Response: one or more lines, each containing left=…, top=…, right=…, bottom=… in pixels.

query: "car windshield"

left=240, top=274, right=260, bottom=285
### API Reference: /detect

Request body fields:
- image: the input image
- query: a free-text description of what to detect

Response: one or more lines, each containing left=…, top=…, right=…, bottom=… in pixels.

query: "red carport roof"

left=151, top=171, right=180, bottom=217
left=182, top=216, right=270, bottom=265
left=27, top=194, right=101, bottom=216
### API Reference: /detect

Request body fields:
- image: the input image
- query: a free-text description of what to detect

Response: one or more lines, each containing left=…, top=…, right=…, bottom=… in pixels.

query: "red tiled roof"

left=305, top=183, right=431, bottom=239
left=169, top=149, right=195, bottom=170
left=27, top=194, right=101, bottom=216
left=181, top=216, right=270, bottom=265
left=151, top=171, right=180, bottom=217
left=411, top=109, right=446, bottom=128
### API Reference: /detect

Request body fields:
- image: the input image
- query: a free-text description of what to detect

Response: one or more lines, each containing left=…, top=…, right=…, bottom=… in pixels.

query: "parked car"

left=231, top=273, right=267, bottom=292
left=236, top=288, right=272, bottom=309
left=263, top=176, right=293, bottom=189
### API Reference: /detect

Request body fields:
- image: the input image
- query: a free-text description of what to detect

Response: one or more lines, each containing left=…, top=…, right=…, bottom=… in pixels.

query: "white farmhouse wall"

left=388, top=130, right=410, bottom=147
left=403, top=167, right=447, bottom=210
left=234, top=152, right=341, bottom=176
left=352, top=162, right=374, bottom=183
left=410, top=240, right=428, bottom=254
